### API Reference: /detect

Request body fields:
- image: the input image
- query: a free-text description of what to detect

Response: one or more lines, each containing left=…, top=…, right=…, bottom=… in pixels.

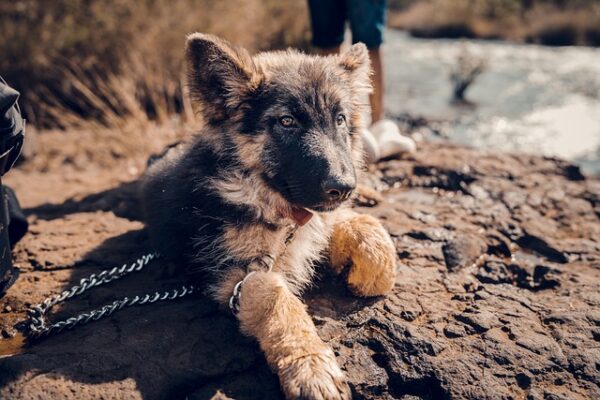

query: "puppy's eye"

left=336, top=113, right=346, bottom=126
left=279, top=116, right=295, bottom=128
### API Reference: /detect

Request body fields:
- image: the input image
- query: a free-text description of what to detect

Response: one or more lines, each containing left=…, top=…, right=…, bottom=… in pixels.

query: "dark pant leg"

left=347, top=0, right=387, bottom=48
left=307, top=0, right=347, bottom=48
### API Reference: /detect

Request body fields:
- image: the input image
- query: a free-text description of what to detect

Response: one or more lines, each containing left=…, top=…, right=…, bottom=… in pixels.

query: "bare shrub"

left=449, top=46, right=486, bottom=104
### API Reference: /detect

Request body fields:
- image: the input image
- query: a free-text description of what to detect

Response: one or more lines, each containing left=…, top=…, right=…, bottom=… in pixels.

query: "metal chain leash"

left=27, top=222, right=300, bottom=337
left=26, top=252, right=195, bottom=338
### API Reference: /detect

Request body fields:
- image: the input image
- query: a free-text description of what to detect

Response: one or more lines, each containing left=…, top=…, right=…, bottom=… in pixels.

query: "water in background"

left=384, top=30, right=600, bottom=175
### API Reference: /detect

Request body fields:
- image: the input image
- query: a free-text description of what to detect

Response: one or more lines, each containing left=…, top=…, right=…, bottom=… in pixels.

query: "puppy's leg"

left=329, top=210, right=397, bottom=297
left=215, top=270, right=350, bottom=400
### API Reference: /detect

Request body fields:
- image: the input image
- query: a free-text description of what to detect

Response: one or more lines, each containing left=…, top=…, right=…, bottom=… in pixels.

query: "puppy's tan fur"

left=141, top=33, right=398, bottom=399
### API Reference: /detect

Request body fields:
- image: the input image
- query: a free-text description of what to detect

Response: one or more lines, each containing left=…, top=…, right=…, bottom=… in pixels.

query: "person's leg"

left=348, top=0, right=416, bottom=158
left=307, top=0, right=346, bottom=53
left=369, top=48, right=384, bottom=123
left=346, top=0, right=387, bottom=123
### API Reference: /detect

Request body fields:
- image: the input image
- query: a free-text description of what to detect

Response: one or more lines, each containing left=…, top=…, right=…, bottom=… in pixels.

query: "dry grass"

left=0, top=0, right=310, bottom=129
left=389, top=0, right=600, bottom=46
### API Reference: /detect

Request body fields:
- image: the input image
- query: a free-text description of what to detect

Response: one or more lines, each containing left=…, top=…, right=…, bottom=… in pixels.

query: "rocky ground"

left=0, top=121, right=599, bottom=400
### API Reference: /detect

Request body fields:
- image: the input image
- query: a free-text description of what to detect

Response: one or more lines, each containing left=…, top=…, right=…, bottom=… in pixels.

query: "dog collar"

left=229, top=223, right=299, bottom=315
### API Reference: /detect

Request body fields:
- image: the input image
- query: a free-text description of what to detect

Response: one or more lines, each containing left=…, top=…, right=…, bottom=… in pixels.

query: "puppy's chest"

left=221, top=216, right=330, bottom=287
left=273, top=215, right=332, bottom=287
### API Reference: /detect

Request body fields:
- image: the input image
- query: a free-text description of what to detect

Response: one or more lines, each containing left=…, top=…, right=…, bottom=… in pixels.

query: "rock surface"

left=0, top=123, right=599, bottom=399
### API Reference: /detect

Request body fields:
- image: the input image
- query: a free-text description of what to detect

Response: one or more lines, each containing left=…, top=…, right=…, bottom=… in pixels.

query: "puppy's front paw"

left=279, top=349, right=351, bottom=400
left=330, top=214, right=396, bottom=297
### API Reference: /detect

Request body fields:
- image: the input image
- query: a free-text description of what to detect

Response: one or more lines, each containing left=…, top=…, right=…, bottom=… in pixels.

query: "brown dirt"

left=0, top=121, right=599, bottom=399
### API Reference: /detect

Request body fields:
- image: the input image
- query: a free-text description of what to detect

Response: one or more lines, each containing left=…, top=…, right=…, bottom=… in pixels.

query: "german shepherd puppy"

left=141, top=34, right=396, bottom=400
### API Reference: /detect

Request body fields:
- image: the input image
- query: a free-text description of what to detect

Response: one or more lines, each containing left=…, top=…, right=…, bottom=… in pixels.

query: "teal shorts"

left=308, top=0, right=387, bottom=49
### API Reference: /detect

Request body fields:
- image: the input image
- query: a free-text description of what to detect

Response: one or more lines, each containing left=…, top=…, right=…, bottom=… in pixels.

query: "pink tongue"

left=290, top=206, right=313, bottom=226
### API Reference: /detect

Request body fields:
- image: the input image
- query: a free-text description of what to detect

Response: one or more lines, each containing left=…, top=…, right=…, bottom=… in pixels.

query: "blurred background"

left=1, top=0, right=599, bottom=173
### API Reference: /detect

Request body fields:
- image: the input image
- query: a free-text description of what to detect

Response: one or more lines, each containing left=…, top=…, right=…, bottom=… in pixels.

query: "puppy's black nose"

left=323, top=178, right=355, bottom=201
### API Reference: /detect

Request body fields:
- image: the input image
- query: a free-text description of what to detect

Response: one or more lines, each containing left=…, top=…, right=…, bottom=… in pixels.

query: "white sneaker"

left=361, top=128, right=380, bottom=164
left=370, top=119, right=416, bottom=159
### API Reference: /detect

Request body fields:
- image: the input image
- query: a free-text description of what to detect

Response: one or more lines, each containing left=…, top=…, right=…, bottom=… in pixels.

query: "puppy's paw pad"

left=281, top=352, right=351, bottom=400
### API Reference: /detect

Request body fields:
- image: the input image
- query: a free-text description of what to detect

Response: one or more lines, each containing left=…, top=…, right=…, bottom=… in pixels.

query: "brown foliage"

left=389, top=0, right=600, bottom=46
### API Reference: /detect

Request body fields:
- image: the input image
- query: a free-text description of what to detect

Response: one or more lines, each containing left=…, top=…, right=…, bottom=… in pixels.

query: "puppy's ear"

left=338, top=43, right=372, bottom=164
left=338, top=43, right=371, bottom=89
left=185, top=33, right=261, bottom=123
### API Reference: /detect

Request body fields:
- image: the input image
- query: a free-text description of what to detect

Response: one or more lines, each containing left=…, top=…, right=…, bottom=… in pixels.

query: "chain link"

left=26, top=253, right=195, bottom=338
